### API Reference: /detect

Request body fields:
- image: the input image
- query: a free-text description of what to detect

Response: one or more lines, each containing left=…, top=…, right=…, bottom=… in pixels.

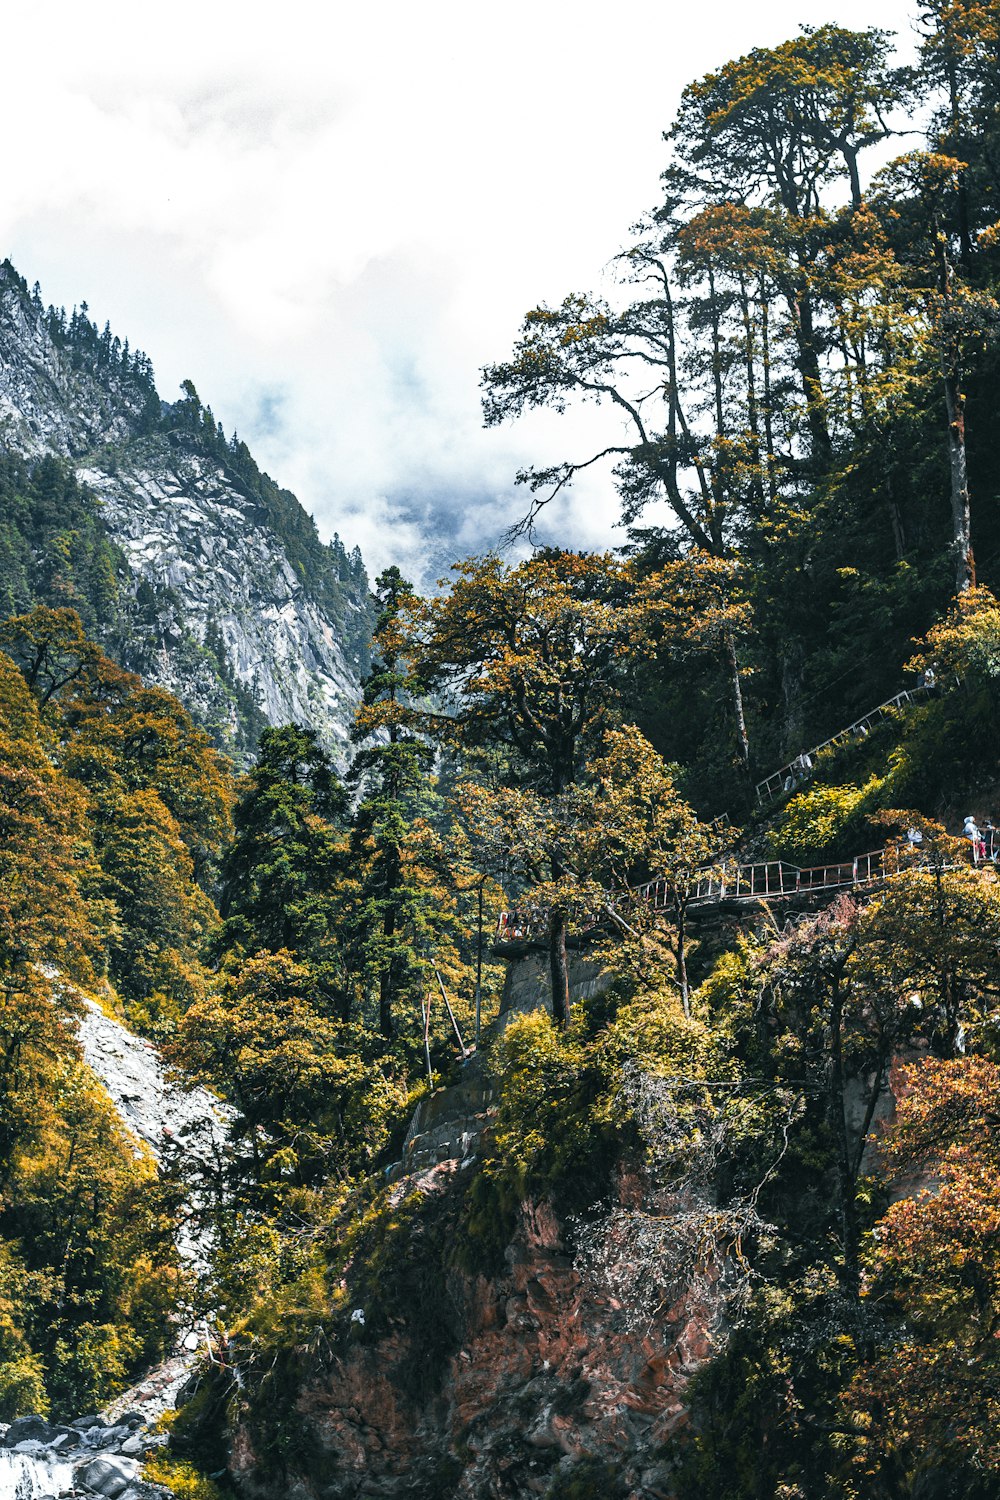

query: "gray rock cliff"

left=0, top=259, right=372, bottom=760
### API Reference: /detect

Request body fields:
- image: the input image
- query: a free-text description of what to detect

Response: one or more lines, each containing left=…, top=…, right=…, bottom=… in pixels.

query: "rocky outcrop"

left=388, top=951, right=610, bottom=1178
left=0, top=260, right=372, bottom=760
left=497, top=950, right=610, bottom=1031
left=390, top=1053, right=492, bottom=1179
left=75, top=447, right=363, bottom=758
left=77, top=997, right=231, bottom=1173
left=222, top=1156, right=731, bottom=1500
left=0, top=1411, right=170, bottom=1499
left=75, top=994, right=233, bottom=1274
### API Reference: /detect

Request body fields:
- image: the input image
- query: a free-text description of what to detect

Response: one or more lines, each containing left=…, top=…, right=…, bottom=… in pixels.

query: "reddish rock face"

left=226, top=1159, right=730, bottom=1500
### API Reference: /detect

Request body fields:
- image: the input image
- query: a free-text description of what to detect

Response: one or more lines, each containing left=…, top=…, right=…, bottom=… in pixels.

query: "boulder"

left=3, top=1413, right=57, bottom=1445
left=76, top=1453, right=140, bottom=1497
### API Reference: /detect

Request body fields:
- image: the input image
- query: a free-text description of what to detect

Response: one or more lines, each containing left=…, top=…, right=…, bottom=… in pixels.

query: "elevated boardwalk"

left=756, top=686, right=930, bottom=804
left=638, top=847, right=892, bottom=908
left=496, top=847, right=906, bottom=945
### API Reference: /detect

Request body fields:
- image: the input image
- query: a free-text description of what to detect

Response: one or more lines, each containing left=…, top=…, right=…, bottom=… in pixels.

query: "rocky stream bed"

left=0, top=994, right=235, bottom=1500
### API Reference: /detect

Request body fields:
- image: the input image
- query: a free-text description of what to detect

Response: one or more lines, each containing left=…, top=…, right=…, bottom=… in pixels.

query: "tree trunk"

left=797, top=297, right=833, bottom=470
left=943, top=366, right=974, bottom=592
left=884, top=462, right=906, bottom=564
left=946, top=54, right=974, bottom=265
left=937, top=237, right=975, bottom=593
left=675, top=905, right=690, bottom=1018
left=781, top=641, right=806, bottom=754
left=760, top=286, right=779, bottom=508
left=549, top=903, right=571, bottom=1028
left=785, top=267, right=832, bottom=472
left=739, top=278, right=765, bottom=517
left=844, top=144, right=862, bottom=214
left=725, top=629, right=751, bottom=771
left=379, top=905, right=396, bottom=1040
left=828, top=974, right=861, bottom=1300
left=475, top=880, right=484, bottom=1046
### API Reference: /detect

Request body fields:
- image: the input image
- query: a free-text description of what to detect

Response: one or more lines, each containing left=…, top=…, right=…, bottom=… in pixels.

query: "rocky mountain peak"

left=0, top=258, right=373, bottom=761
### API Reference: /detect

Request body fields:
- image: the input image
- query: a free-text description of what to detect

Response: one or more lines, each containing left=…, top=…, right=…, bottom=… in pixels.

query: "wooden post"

left=475, top=880, right=484, bottom=1048
left=422, top=993, right=433, bottom=1087
left=435, top=967, right=468, bottom=1056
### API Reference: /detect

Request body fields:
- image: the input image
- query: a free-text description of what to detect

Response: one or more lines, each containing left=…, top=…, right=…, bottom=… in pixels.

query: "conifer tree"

left=219, top=725, right=348, bottom=1001
left=348, top=567, right=454, bottom=1043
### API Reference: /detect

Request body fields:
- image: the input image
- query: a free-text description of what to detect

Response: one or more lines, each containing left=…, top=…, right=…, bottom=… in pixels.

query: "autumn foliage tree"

left=849, top=1055, right=1000, bottom=1488
left=0, top=640, right=182, bottom=1417
left=413, top=552, right=671, bottom=1020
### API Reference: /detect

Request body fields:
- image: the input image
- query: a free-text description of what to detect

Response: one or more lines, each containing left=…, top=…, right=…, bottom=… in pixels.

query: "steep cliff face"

left=223, top=1159, right=726, bottom=1500
left=207, top=950, right=736, bottom=1500
left=0, top=259, right=372, bottom=759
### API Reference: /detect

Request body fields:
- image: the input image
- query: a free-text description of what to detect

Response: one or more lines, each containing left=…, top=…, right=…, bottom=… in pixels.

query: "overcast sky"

left=2, top=0, right=917, bottom=582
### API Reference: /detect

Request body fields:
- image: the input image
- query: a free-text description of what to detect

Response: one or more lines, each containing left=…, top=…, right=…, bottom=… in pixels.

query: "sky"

left=2, top=0, right=918, bottom=583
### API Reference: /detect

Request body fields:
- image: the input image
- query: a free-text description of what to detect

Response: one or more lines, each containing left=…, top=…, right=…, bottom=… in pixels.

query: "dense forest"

left=3, top=3, right=1000, bottom=1498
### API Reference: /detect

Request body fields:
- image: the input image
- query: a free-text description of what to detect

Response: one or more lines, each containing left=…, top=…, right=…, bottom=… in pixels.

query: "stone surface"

left=226, top=1159, right=731, bottom=1499
left=391, top=1052, right=492, bottom=1178
left=2, top=1415, right=58, bottom=1446
left=497, top=950, right=610, bottom=1030
left=70, top=991, right=233, bottom=1275
left=0, top=260, right=371, bottom=762
left=76, top=1454, right=139, bottom=1497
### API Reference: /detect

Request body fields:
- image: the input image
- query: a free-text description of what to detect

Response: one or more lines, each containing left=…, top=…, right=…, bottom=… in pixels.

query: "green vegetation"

left=0, top=450, right=126, bottom=635
left=6, top=5, right=1000, bottom=1496
left=0, top=636, right=186, bottom=1416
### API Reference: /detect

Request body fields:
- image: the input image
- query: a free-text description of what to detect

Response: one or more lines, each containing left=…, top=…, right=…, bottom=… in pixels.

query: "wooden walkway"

left=756, top=687, right=930, bottom=804
left=495, top=847, right=904, bottom=944
left=497, top=677, right=949, bottom=945
left=637, top=847, right=894, bottom=908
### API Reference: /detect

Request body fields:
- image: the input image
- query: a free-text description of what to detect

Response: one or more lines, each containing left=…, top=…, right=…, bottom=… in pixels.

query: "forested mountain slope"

left=6, top=5, right=1000, bottom=1500
left=0, top=261, right=373, bottom=760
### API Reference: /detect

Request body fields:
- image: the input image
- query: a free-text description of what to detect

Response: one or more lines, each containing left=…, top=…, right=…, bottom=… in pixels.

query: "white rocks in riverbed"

left=76, top=1455, right=139, bottom=1498
left=76, top=996, right=233, bottom=1272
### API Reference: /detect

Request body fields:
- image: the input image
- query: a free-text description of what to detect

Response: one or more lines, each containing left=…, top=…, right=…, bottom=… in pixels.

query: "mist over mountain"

left=0, top=259, right=373, bottom=761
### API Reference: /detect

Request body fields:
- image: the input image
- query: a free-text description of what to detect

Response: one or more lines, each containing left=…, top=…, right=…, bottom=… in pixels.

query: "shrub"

left=769, top=775, right=886, bottom=863
left=144, top=1456, right=225, bottom=1500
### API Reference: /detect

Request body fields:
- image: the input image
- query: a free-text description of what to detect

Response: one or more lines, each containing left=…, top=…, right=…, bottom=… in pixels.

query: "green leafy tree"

left=172, top=951, right=375, bottom=1199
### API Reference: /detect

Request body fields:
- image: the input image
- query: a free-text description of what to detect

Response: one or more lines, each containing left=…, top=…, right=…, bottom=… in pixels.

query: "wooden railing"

left=755, top=687, right=930, bottom=804
left=495, top=847, right=905, bottom=942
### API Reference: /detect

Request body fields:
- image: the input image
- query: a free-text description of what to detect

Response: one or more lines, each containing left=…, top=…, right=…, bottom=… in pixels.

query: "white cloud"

left=2, top=0, right=918, bottom=582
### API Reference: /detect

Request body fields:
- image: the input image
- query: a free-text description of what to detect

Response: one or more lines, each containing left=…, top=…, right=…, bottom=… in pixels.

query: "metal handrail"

left=755, top=688, right=928, bottom=804
left=494, top=845, right=913, bottom=939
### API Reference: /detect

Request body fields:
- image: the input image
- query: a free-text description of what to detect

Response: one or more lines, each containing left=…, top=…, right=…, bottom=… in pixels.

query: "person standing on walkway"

left=964, top=815, right=983, bottom=863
